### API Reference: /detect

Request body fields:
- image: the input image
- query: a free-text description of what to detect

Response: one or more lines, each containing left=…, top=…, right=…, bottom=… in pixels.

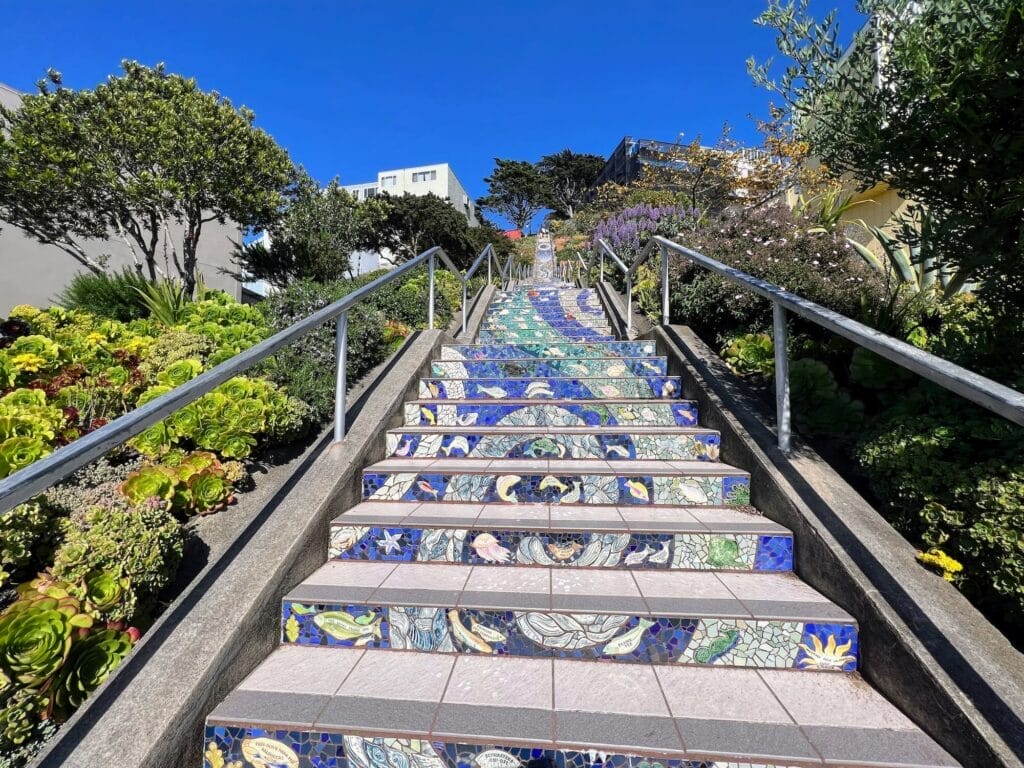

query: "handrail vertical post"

left=487, top=254, right=492, bottom=284
left=660, top=244, right=670, bottom=325
left=626, top=274, right=633, bottom=335
left=333, top=311, right=349, bottom=442
left=773, top=302, right=792, bottom=452
left=428, top=253, right=436, bottom=329
left=461, top=281, right=467, bottom=335
left=600, top=252, right=605, bottom=282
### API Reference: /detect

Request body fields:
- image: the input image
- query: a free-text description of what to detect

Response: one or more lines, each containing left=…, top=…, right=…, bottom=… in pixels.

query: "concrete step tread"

left=207, top=647, right=956, bottom=767
left=208, top=647, right=955, bottom=766
left=332, top=501, right=786, bottom=535
left=365, top=458, right=745, bottom=477
left=286, top=560, right=849, bottom=623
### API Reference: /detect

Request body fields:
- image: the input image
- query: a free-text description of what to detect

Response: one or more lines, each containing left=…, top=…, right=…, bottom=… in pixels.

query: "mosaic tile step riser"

left=428, top=360, right=667, bottom=378
left=477, top=333, right=617, bottom=343
left=418, top=377, right=681, bottom=401
left=486, top=306, right=604, bottom=317
left=481, top=324, right=615, bottom=334
left=430, top=358, right=669, bottom=378
left=330, top=526, right=793, bottom=571
left=362, top=472, right=750, bottom=506
left=386, top=431, right=720, bottom=461
left=281, top=602, right=857, bottom=671
left=439, top=342, right=657, bottom=360
left=405, top=402, right=700, bottom=429
left=483, top=315, right=610, bottom=326
left=205, top=729, right=802, bottom=768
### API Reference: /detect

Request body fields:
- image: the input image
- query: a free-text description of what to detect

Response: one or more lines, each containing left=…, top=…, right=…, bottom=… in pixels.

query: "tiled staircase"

left=203, top=270, right=958, bottom=766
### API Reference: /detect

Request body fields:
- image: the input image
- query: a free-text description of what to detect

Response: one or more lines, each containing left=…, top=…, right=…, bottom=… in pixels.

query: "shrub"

left=50, top=504, right=184, bottom=624
left=856, top=397, right=1024, bottom=636
left=56, top=269, right=152, bottom=322
left=668, top=207, right=883, bottom=344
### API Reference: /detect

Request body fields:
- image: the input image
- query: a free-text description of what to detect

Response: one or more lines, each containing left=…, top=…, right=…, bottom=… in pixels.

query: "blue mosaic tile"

left=439, top=341, right=658, bottom=360
left=430, top=358, right=669, bottom=378
left=419, top=376, right=681, bottom=400
left=408, top=402, right=699, bottom=428
left=753, top=535, right=794, bottom=571
left=796, top=622, right=859, bottom=671
left=282, top=602, right=389, bottom=648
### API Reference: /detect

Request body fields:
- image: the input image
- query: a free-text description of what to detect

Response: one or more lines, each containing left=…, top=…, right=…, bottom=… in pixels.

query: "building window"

left=381, top=175, right=397, bottom=188
left=365, top=188, right=377, bottom=198
left=412, top=170, right=437, bottom=182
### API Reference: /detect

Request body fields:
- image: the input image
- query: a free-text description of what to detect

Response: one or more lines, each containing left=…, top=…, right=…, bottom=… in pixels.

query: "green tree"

left=234, top=170, right=387, bottom=286
left=537, top=149, right=605, bottom=220
left=371, top=193, right=476, bottom=267
left=477, top=158, right=546, bottom=232
left=0, top=61, right=293, bottom=294
left=748, top=0, right=1024, bottom=311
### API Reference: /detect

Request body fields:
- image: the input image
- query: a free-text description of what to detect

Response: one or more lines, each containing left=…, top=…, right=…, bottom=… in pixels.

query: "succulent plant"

left=51, top=629, right=134, bottom=720
left=0, top=502, right=58, bottom=580
left=155, top=359, right=203, bottom=388
left=0, top=437, right=51, bottom=479
left=187, top=469, right=234, bottom=514
left=0, top=319, right=32, bottom=339
left=118, top=466, right=178, bottom=507
left=211, top=433, right=256, bottom=460
left=51, top=505, right=183, bottom=623
left=174, top=450, right=219, bottom=480
left=218, top=377, right=253, bottom=401
left=0, top=688, right=52, bottom=752
left=128, top=423, right=172, bottom=457
left=81, top=571, right=129, bottom=616
left=0, top=592, right=91, bottom=689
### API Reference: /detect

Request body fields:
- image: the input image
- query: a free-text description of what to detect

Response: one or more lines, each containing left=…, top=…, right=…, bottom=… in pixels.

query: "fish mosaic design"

left=405, top=402, right=700, bottom=428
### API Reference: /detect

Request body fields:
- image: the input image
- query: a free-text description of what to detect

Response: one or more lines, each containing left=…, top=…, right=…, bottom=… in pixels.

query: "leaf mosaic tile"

left=418, top=376, right=682, bottom=400
left=404, top=402, right=700, bottom=428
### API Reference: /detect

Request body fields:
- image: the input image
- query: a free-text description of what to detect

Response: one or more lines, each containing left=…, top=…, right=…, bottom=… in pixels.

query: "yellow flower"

left=798, top=633, right=857, bottom=670
left=11, top=353, right=47, bottom=373
left=916, top=548, right=964, bottom=582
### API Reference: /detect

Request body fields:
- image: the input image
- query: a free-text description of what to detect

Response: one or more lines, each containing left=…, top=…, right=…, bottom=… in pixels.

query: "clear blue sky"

left=0, top=1, right=861, bottom=229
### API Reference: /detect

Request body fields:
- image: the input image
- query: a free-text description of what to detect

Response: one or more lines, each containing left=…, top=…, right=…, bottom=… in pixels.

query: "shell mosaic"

left=385, top=430, right=720, bottom=461
left=281, top=601, right=856, bottom=670
left=404, top=402, right=700, bottom=428
left=329, top=525, right=793, bottom=572
left=205, top=727, right=803, bottom=768
left=361, top=470, right=750, bottom=506
left=439, top=341, right=657, bottom=360
left=417, top=376, right=681, bottom=401
left=430, top=357, right=669, bottom=378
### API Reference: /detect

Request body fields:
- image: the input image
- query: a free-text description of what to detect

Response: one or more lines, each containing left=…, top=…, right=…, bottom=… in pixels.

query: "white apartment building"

left=344, top=162, right=479, bottom=227
left=342, top=162, right=479, bottom=275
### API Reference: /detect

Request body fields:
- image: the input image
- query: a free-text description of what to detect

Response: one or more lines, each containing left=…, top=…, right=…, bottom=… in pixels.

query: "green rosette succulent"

left=136, top=384, right=173, bottom=407
left=213, top=433, right=256, bottom=459
left=9, top=335, right=59, bottom=363
left=218, top=377, right=253, bottom=401
left=0, top=688, right=51, bottom=749
left=167, top=404, right=204, bottom=438
left=188, top=469, right=234, bottom=514
left=118, top=465, right=179, bottom=507
left=102, top=365, right=130, bottom=386
left=155, top=359, right=203, bottom=388
left=82, top=570, right=129, bottom=616
left=196, top=392, right=229, bottom=418
left=174, top=450, right=219, bottom=481
left=0, top=353, right=16, bottom=389
left=0, top=436, right=51, bottom=478
left=0, top=601, right=83, bottom=689
left=129, top=423, right=172, bottom=457
left=51, top=629, right=134, bottom=720
left=0, top=388, right=47, bottom=408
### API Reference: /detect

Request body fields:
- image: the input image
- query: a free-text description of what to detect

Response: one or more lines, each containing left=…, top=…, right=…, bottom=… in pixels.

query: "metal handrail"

left=593, top=235, right=1024, bottom=451
left=0, top=243, right=503, bottom=513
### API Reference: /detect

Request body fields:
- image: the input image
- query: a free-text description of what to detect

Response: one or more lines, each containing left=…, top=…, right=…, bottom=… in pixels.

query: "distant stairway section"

left=202, top=233, right=958, bottom=767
